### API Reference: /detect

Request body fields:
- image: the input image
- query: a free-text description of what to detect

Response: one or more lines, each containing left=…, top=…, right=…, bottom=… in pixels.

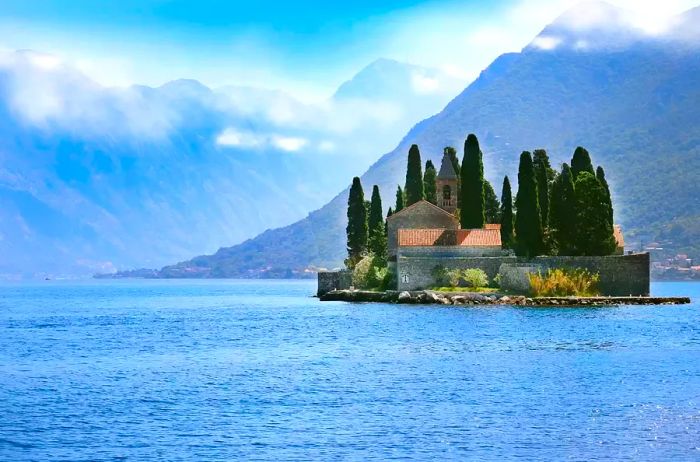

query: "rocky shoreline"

left=319, top=290, right=691, bottom=306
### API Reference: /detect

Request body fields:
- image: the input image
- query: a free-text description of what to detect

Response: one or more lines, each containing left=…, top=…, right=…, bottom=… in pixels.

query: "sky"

left=0, top=0, right=697, bottom=100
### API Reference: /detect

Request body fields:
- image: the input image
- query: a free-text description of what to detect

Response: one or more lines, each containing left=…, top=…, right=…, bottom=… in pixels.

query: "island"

left=318, top=134, right=690, bottom=306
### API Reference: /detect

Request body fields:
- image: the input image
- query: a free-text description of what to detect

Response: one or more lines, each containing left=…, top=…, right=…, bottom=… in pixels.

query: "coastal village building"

left=386, top=151, right=508, bottom=286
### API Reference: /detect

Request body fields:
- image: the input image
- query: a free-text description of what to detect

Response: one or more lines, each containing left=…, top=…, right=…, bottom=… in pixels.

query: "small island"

left=318, top=134, right=690, bottom=306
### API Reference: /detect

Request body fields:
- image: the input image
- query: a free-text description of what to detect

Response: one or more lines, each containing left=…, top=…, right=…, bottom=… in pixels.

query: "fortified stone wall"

left=499, top=254, right=650, bottom=296
left=395, top=252, right=650, bottom=296
left=317, top=270, right=352, bottom=296
left=397, top=253, right=516, bottom=291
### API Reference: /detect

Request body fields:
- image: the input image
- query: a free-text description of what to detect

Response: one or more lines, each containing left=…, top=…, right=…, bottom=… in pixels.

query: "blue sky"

left=0, top=0, right=696, bottom=99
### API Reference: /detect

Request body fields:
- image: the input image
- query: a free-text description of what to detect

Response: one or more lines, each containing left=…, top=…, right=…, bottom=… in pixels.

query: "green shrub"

left=528, top=268, right=600, bottom=297
left=438, top=268, right=490, bottom=289
left=462, top=268, right=489, bottom=288
left=353, top=254, right=389, bottom=290
left=431, top=265, right=450, bottom=286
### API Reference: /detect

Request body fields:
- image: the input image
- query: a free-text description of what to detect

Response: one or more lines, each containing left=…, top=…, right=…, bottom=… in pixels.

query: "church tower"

left=436, top=148, right=459, bottom=215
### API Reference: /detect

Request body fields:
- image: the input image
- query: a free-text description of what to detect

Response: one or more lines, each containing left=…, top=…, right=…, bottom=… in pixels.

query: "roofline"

left=386, top=199, right=457, bottom=221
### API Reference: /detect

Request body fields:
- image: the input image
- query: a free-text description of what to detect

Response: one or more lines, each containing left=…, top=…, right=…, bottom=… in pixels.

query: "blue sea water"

left=0, top=280, right=698, bottom=461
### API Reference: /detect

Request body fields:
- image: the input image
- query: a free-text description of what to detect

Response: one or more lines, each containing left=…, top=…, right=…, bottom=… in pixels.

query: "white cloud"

left=272, top=136, right=307, bottom=152
left=216, top=128, right=308, bottom=153
left=216, top=128, right=264, bottom=148
left=530, top=35, right=563, bottom=50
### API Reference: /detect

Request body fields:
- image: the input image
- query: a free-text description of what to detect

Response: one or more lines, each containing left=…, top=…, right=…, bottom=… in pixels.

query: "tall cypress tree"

left=385, top=207, right=393, bottom=235
left=395, top=186, right=405, bottom=212
left=368, top=185, right=384, bottom=239
left=571, top=146, right=594, bottom=180
left=500, top=176, right=514, bottom=249
left=596, top=166, right=614, bottom=226
left=445, top=147, right=460, bottom=180
left=460, top=134, right=485, bottom=228
left=550, top=163, right=578, bottom=255
left=423, top=160, right=437, bottom=205
left=346, top=177, right=368, bottom=267
left=533, top=149, right=554, bottom=230
left=574, top=172, right=617, bottom=256
left=514, top=151, right=544, bottom=257
left=484, top=180, right=501, bottom=224
left=405, top=144, right=424, bottom=206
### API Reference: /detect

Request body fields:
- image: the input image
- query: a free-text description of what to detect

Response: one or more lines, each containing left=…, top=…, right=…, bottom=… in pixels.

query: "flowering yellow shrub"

left=528, top=268, right=600, bottom=297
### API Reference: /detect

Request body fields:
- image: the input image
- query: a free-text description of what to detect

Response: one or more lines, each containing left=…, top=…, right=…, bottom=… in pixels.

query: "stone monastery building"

left=385, top=150, right=626, bottom=291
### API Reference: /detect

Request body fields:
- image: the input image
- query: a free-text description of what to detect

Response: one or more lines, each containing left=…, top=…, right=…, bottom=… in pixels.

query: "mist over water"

left=1, top=280, right=699, bottom=460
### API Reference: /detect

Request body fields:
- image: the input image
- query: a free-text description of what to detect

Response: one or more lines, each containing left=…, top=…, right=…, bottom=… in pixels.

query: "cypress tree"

left=395, top=186, right=405, bottom=212
left=550, top=164, right=578, bottom=255
left=460, top=134, right=485, bottom=229
left=533, top=149, right=554, bottom=230
left=404, top=144, right=424, bottom=206
left=514, top=151, right=544, bottom=257
left=574, top=172, right=617, bottom=256
left=445, top=146, right=460, bottom=180
left=596, top=166, right=614, bottom=226
left=385, top=207, right=393, bottom=235
left=484, top=180, right=501, bottom=223
left=500, top=176, right=514, bottom=249
left=423, top=160, right=437, bottom=205
left=571, top=146, right=594, bottom=180
left=346, top=177, right=368, bottom=268
left=368, top=185, right=384, bottom=240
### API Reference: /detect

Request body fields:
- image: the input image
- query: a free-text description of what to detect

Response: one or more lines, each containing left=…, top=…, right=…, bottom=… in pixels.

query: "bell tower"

left=436, top=148, right=459, bottom=215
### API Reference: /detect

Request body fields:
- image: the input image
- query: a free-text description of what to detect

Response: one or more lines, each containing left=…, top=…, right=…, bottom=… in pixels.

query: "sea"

left=0, top=280, right=698, bottom=461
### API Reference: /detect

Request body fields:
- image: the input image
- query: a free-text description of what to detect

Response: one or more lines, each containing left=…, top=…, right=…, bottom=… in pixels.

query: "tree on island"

left=549, top=163, right=578, bottom=255
left=484, top=180, right=501, bottom=223
left=423, top=160, right=437, bottom=205
left=574, top=172, right=617, bottom=255
left=571, top=146, right=594, bottom=180
left=368, top=185, right=384, bottom=237
left=500, top=176, right=514, bottom=248
left=405, top=144, right=425, bottom=206
left=346, top=177, right=368, bottom=268
left=596, top=166, right=614, bottom=226
left=395, top=185, right=405, bottom=212
left=514, top=151, right=544, bottom=257
left=460, top=134, right=485, bottom=228
left=533, top=149, right=554, bottom=230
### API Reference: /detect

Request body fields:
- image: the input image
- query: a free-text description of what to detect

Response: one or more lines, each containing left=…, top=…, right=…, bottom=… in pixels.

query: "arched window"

left=442, top=185, right=451, bottom=201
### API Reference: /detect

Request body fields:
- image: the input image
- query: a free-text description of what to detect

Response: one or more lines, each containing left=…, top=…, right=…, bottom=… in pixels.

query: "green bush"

left=434, top=268, right=490, bottom=289
left=352, top=254, right=390, bottom=290
left=431, top=265, right=450, bottom=286
left=528, top=268, right=600, bottom=297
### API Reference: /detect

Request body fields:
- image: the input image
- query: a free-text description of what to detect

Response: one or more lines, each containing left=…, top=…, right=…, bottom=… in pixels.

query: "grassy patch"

left=431, top=287, right=499, bottom=293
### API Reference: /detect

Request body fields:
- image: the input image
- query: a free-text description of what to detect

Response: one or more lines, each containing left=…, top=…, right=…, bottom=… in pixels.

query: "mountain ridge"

left=147, top=3, right=700, bottom=278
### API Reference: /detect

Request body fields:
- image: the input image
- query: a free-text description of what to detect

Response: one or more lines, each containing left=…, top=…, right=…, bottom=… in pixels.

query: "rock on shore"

left=319, top=290, right=690, bottom=306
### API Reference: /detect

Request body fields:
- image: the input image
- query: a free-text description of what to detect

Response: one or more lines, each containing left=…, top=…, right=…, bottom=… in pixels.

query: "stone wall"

left=395, top=251, right=650, bottom=296
left=499, top=254, right=650, bottom=296
left=396, top=248, right=516, bottom=291
left=317, top=270, right=352, bottom=296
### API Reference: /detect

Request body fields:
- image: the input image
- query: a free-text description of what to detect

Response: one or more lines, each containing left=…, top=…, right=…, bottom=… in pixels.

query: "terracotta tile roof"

left=398, top=228, right=502, bottom=247
left=484, top=223, right=501, bottom=230
left=613, top=225, right=624, bottom=248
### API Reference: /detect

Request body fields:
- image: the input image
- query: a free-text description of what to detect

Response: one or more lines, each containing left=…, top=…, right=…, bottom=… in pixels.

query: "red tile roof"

left=398, top=228, right=502, bottom=247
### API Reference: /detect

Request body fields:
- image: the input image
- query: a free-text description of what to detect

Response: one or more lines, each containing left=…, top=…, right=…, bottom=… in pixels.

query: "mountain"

left=156, top=2, right=700, bottom=278
left=0, top=51, right=462, bottom=278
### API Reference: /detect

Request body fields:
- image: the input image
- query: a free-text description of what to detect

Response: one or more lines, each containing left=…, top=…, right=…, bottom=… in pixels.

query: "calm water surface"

left=1, top=280, right=699, bottom=461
